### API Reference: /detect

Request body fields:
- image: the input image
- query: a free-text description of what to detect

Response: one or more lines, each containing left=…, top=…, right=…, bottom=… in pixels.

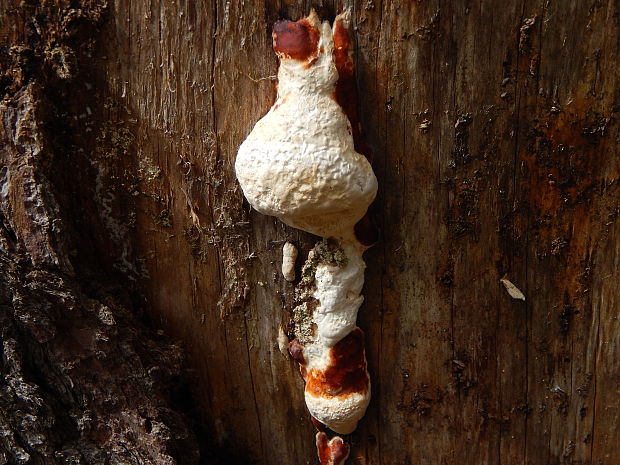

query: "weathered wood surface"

left=2, top=0, right=619, bottom=464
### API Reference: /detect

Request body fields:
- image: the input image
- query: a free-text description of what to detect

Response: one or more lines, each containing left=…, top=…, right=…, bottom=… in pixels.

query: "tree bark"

left=1, top=1, right=619, bottom=465
left=0, top=2, right=203, bottom=464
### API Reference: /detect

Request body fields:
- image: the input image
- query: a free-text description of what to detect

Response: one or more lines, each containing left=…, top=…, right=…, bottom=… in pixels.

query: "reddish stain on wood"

left=332, top=16, right=378, bottom=246
left=273, top=19, right=319, bottom=64
left=272, top=95, right=287, bottom=111
left=316, top=432, right=350, bottom=465
left=332, top=16, right=370, bottom=163
left=306, top=328, right=369, bottom=398
left=332, top=17, right=354, bottom=80
left=311, top=416, right=326, bottom=431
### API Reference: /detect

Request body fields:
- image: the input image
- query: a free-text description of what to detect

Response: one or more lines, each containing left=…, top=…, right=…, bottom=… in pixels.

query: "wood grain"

left=98, top=0, right=620, bottom=464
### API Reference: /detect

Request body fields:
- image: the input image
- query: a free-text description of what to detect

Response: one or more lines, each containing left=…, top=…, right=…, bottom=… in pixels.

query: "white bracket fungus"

left=235, top=9, right=376, bottom=465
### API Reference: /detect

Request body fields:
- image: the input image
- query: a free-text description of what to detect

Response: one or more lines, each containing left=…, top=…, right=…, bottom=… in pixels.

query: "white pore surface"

left=235, top=18, right=377, bottom=239
left=313, top=242, right=365, bottom=347
left=306, top=386, right=370, bottom=435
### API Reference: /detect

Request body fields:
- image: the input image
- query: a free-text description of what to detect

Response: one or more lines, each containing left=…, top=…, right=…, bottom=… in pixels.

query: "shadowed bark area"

left=1, top=1, right=619, bottom=465
left=0, top=2, right=202, bottom=464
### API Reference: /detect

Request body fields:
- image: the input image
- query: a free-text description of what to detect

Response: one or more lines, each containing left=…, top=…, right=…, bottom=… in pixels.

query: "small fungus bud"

left=277, top=326, right=291, bottom=358
left=316, top=432, right=350, bottom=465
left=282, top=241, right=298, bottom=281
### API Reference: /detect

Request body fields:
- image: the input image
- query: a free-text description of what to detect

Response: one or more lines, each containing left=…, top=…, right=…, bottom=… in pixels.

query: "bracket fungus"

left=235, top=10, right=376, bottom=464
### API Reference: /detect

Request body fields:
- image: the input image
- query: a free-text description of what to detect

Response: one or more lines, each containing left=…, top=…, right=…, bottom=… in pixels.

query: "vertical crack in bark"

left=375, top=2, right=387, bottom=463
left=242, top=313, right=266, bottom=461
left=512, top=2, right=528, bottom=463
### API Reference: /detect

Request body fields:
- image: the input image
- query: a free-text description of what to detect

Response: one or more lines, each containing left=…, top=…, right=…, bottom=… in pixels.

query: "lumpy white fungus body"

left=235, top=13, right=377, bottom=239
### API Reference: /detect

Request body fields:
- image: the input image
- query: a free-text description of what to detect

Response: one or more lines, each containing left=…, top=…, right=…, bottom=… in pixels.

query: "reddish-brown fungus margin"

left=273, top=19, right=320, bottom=64
left=316, top=432, right=350, bottom=465
left=306, top=328, right=369, bottom=399
left=332, top=16, right=369, bottom=163
left=289, top=338, right=308, bottom=378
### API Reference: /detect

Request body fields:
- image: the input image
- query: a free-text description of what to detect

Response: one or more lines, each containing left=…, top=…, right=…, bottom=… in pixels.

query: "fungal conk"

left=235, top=10, right=376, bottom=465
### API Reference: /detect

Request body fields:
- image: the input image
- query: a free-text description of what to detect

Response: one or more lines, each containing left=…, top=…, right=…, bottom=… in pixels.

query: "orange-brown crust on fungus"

left=273, top=18, right=320, bottom=65
left=332, top=17, right=354, bottom=80
left=305, top=328, right=369, bottom=399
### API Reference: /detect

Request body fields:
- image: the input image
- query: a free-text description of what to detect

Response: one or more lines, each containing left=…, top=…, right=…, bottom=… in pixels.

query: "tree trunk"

left=1, top=1, right=618, bottom=465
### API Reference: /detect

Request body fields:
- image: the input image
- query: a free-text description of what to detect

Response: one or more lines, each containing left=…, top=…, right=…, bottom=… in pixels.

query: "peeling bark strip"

left=235, top=9, right=375, bottom=465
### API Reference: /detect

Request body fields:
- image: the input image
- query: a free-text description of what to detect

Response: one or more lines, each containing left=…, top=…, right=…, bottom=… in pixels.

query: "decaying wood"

left=1, top=0, right=619, bottom=464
